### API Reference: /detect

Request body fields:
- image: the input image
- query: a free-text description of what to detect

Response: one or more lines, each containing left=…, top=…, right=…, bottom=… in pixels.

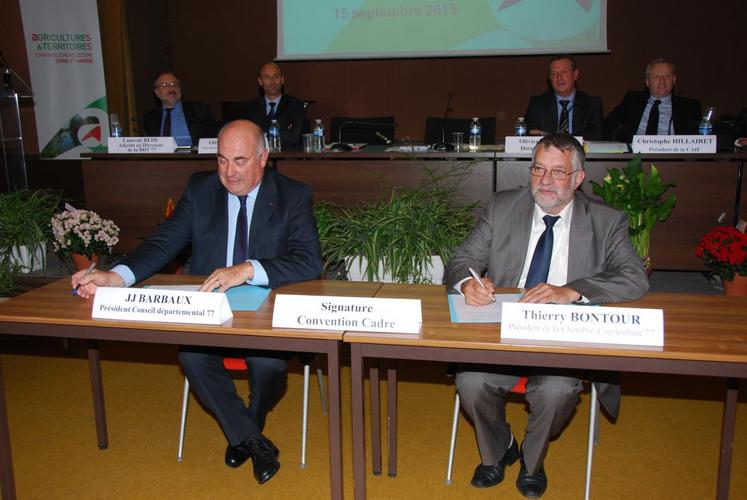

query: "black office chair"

left=424, top=117, right=496, bottom=145
left=330, top=116, right=396, bottom=144
left=221, top=101, right=247, bottom=124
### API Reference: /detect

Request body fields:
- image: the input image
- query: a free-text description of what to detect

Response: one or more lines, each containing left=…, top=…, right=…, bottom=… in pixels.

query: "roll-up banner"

left=20, top=0, right=109, bottom=158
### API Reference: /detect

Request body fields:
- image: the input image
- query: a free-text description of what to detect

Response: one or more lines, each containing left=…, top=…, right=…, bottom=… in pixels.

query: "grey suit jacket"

left=445, top=189, right=649, bottom=417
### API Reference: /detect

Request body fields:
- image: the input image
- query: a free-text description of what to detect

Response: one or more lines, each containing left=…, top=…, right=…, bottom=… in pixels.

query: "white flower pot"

left=10, top=243, right=46, bottom=274
left=346, top=256, right=444, bottom=284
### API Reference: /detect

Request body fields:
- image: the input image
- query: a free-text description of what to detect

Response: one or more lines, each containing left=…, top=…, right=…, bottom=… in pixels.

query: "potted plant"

left=0, top=189, right=62, bottom=294
left=314, top=163, right=478, bottom=284
left=695, top=225, right=747, bottom=295
left=50, top=208, right=120, bottom=270
left=589, top=154, right=677, bottom=272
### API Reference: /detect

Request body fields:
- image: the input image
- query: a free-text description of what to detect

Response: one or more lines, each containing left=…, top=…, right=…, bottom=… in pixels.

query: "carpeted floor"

left=0, top=336, right=745, bottom=499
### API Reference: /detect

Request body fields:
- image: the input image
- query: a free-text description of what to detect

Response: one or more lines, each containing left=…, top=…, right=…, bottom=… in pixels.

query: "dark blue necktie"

left=558, top=100, right=570, bottom=133
left=232, top=195, right=248, bottom=265
left=162, top=108, right=172, bottom=137
left=525, top=215, right=560, bottom=288
left=267, top=101, right=277, bottom=120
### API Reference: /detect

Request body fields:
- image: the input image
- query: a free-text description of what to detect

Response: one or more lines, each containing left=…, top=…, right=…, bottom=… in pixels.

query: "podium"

left=1, top=65, right=33, bottom=191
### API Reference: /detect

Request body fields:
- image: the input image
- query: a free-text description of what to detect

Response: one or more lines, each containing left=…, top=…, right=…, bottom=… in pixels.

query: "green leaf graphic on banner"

left=41, top=96, right=108, bottom=158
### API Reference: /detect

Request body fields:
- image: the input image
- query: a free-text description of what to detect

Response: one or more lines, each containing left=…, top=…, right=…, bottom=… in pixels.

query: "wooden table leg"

left=0, top=358, right=16, bottom=499
left=716, top=378, right=738, bottom=500
left=326, top=343, right=343, bottom=500
left=351, top=344, right=367, bottom=500
left=87, top=341, right=108, bottom=449
left=387, top=361, right=397, bottom=477
left=370, top=362, right=381, bottom=475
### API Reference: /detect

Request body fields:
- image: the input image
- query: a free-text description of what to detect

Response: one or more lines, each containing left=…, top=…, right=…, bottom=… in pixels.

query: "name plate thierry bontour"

left=107, top=136, right=177, bottom=153
left=632, top=135, right=716, bottom=154
left=198, top=138, right=218, bottom=154
left=272, top=294, right=422, bottom=334
left=92, top=287, right=233, bottom=325
left=501, top=302, right=663, bottom=347
left=505, top=136, right=583, bottom=154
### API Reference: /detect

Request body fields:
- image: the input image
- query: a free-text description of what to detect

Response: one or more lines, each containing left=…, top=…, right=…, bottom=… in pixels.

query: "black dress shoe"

left=226, top=437, right=279, bottom=469
left=470, top=435, right=520, bottom=488
left=516, top=449, right=547, bottom=498
left=247, top=436, right=280, bottom=484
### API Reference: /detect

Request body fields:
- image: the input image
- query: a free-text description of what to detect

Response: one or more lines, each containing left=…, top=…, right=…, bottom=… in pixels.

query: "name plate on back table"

left=272, top=294, right=422, bottom=334
left=198, top=138, right=218, bottom=154
left=92, top=287, right=232, bottom=325
left=107, top=136, right=177, bottom=153
left=505, top=136, right=584, bottom=154
left=632, top=135, right=716, bottom=153
left=501, top=302, right=663, bottom=347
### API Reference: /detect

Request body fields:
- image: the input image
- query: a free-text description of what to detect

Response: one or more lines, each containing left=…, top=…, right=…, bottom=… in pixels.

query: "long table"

left=346, top=284, right=747, bottom=500
left=79, top=150, right=746, bottom=270
left=0, top=276, right=381, bottom=500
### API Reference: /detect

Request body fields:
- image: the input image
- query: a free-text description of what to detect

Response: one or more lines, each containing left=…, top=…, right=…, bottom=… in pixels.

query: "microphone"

left=329, top=121, right=397, bottom=151
left=431, top=93, right=454, bottom=151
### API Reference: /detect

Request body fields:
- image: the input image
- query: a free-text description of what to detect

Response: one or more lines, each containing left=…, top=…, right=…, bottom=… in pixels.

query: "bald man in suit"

left=73, top=120, right=322, bottom=489
left=445, top=134, right=648, bottom=498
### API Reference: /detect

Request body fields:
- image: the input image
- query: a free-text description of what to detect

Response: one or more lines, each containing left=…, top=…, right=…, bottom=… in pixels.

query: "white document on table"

left=448, top=293, right=522, bottom=323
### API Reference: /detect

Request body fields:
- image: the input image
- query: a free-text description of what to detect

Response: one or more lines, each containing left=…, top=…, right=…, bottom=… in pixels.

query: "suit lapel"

left=248, top=170, right=279, bottom=257
left=546, top=93, right=559, bottom=133
left=568, top=194, right=592, bottom=281
left=210, top=181, right=229, bottom=266
left=572, top=93, right=586, bottom=133
left=506, top=192, right=534, bottom=286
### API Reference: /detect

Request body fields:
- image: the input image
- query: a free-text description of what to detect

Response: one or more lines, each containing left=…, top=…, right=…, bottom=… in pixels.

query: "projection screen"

left=277, top=0, right=608, bottom=61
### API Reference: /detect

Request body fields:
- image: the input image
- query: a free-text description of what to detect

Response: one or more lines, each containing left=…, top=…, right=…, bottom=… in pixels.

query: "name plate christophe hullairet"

left=272, top=294, right=422, bottom=334
left=92, top=287, right=233, bottom=325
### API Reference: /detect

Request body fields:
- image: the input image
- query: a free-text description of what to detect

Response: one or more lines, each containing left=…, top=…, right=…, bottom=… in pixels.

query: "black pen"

left=72, top=262, right=97, bottom=296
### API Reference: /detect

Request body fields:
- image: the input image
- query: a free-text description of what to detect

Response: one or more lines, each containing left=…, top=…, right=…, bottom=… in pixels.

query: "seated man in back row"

left=143, top=70, right=219, bottom=146
left=445, top=133, right=648, bottom=498
left=525, top=54, right=603, bottom=140
left=73, top=120, right=322, bottom=489
left=604, top=57, right=702, bottom=142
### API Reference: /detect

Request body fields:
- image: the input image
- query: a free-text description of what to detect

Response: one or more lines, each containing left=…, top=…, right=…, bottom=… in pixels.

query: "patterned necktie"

left=525, top=215, right=560, bottom=289
left=558, top=100, right=570, bottom=133
left=267, top=101, right=277, bottom=120
left=232, top=195, right=248, bottom=265
left=645, top=99, right=661, bottom=135
left=162, top=108, right=172, bottom=137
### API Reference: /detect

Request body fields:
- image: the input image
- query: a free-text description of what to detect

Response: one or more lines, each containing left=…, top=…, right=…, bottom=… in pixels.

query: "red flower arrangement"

left=695, top=226, right=747, bottom=281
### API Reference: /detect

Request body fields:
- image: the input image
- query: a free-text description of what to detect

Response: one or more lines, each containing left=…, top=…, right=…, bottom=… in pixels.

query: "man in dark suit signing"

left=444, top=134, right=648, bottom=498
left=604, top=58, right=702, bottom=142
left=524, top=55, right=603, bottom=140
left=72, top=120, right=322, bottom=486
left=243, top=62, right=303, bottom=149
left=142, top=70, right=218, bottom=146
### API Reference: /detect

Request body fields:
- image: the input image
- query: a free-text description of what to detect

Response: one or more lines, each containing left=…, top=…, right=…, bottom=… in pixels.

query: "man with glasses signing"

left=445, top=134, right=648, bottom=498
left=143, top=70, right=218, bottom=146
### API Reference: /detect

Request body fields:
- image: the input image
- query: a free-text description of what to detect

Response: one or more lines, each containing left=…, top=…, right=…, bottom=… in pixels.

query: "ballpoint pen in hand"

left=72, top=262, right=97, bottom=296
left=468, top=267, right=496, bottom=303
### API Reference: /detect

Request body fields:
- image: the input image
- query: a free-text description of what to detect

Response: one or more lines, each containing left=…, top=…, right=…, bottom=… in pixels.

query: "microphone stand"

left=431, top=93, right=454, bottom=151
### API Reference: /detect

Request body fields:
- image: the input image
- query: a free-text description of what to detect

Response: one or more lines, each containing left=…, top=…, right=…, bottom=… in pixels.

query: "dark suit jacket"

left=524, top=90, right=603, bottom=140
left=603, top=90, right=702, bottom=142
left=121, top=168, right=322, bottom=289
left=142, top=101, right=219, bottom=143
left=445, top=189, right=649, bottom=417
left=243, top=95, right=304, bottom=148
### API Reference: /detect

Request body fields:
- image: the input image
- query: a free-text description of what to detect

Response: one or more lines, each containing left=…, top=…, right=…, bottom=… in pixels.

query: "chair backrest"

left=511, top=376, right=528, bottom=394
left=222, top=358, right=247, bottom=371
left=221, top=101, right=246, bottom=124
left=330, top=116, right=396, bottom=144
left=424, top=117, right=496, bottom=145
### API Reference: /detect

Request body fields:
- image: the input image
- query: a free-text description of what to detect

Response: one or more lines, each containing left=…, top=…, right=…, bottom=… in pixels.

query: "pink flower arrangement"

left=695, top=225, right=747, bottom=281
left=50, top=209, right=120, bottom=258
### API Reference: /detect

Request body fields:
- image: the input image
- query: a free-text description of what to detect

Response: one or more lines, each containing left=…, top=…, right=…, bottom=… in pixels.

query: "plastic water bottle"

left=514, top=117, right=527, bottom=136
left=469, top=117, right=481, bottom=150
left=313, top=118, right=325, bottom=152
left=698, top=106, right=716, bottom=135
left=268, top=119, right=281, bottom=152
left=109, top=113, right=123, bottom=137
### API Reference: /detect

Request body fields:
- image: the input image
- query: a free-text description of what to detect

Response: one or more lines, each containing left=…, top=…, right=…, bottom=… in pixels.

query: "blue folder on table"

left=225, top=285, right=271, bottom=311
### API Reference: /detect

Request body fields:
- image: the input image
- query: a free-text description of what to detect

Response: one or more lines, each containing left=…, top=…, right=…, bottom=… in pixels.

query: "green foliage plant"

left=314, top=161, right=478, bottom=284
left=589, top=154, right=676, bottom=270
left=0, top=189, right=62, bottom=294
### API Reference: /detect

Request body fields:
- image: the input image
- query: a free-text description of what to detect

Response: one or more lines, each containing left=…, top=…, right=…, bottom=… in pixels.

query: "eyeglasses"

left=529, top=165, right=576, bottom=180
left=155, top=81, right=180, bottom=89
